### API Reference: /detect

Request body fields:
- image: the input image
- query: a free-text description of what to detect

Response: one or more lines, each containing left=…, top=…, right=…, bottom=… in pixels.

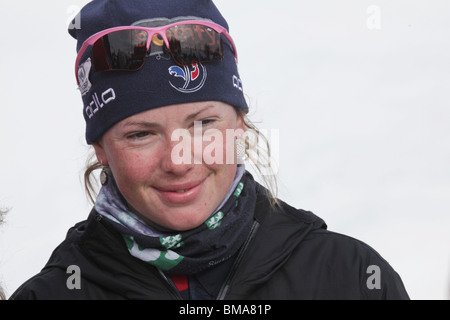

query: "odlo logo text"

left=85, top=88, right=116, bottom=119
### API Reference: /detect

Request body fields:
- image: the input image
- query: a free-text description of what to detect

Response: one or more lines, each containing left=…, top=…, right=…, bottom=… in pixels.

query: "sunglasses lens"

left=166, top=24, right=223, bottom=65
left=92, top=30, right=148, bottom=72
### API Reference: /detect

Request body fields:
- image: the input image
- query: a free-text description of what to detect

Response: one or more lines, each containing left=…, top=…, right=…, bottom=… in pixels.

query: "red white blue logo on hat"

left=168, top=63, right=207, bottom=93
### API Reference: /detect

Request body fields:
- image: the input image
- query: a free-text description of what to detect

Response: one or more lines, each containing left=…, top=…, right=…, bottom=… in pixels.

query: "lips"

left=173, top=189, right=189, bottom=193
left=156, top=179, right=204, bottom=192
left=154, top=177, right=207, bottom=205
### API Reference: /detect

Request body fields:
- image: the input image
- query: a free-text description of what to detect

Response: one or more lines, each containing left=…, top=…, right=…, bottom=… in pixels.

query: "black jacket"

left=10, top=184, right=409, bottom=300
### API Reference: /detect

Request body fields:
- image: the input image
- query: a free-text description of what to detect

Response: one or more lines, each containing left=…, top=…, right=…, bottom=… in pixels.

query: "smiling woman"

left=92, top=101, right=247, bottom=231
left=9, top=0, right=409, bottom=301
left=84, top=105, right=279, bottom=209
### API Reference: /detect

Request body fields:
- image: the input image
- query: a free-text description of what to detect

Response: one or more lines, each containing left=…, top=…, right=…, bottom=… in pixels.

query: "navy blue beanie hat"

left=69, top=0, right=248, bottom=144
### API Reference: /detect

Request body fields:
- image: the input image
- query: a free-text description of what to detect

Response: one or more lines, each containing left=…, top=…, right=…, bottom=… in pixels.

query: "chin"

left=147, top=203, right=214, bottom=232
left=186, top=206, right=218, bottom=229
left=163, top=213, right=211, bottom=232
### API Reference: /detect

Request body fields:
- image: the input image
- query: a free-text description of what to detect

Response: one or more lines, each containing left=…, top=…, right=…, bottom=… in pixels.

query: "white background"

left=0, top=0, right=449, bottom=300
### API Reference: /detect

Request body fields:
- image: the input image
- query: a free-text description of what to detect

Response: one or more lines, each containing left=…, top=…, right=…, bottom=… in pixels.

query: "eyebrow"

left=122, top=104, right=216, bottom=128
left=184, top=104, right=215, bottom=122
left=121, top=120, right=161, bottom=129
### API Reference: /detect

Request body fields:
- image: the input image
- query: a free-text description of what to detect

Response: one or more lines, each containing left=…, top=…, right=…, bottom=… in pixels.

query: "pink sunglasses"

left=75, top=20, right=238, bottom=85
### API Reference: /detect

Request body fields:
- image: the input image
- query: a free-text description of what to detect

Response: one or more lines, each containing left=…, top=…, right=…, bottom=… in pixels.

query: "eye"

left=200, top=118, right=216, bottom=126
left=127, top=131, right=152, bottom=140
left=191, top=118, right=218, bottom=132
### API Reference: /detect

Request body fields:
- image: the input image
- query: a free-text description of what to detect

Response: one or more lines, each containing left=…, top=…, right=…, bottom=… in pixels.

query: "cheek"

left=201, top=129, right=238, bottom=186
left=107, top=150, right=158, bottom=185
left=202, top=127, right=238, bottom=165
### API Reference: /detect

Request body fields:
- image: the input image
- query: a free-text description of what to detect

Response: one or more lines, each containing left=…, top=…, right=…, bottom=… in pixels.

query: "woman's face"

left=94, top=101, right=245, bottom=231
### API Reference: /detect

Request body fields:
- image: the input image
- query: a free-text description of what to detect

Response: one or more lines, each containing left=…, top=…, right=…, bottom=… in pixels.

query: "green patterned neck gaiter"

left=95, top=170, right=256, bottom=275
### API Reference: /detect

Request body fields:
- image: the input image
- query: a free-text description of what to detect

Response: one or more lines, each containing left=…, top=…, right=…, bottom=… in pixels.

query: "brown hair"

left=237, top=109, right=280, bottom=208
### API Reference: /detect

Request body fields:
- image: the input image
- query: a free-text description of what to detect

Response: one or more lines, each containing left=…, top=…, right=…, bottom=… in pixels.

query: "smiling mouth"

left=156, top=180, right=204, bottom=193
left=154, top=176, right=208, bottom=204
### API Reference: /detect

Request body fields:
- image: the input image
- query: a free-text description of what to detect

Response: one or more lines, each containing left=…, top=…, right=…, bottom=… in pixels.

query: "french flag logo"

left=168, top=62, right=207, bottom=93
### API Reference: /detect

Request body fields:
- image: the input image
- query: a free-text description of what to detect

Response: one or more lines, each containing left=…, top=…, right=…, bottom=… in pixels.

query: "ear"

left=92, top=142, right=108, bottom=166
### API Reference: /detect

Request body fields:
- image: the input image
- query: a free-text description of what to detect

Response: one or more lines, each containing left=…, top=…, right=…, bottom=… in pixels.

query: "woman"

left=11, top=0, right=409, bottom=300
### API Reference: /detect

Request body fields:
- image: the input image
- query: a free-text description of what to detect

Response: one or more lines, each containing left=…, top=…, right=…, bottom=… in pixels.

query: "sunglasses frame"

left=75, top=20, right=238, bottom=85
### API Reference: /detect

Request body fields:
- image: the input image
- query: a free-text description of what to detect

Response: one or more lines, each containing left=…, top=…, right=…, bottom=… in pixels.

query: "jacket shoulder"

left=9, top=212, right=117, bottom=300
left=9, top=211, right=174, bottom=300
left=9, top=267, right=82, bottom=300
left=244, top=188, right=409, bottom=299
left=9, top=217, right=93, bottom=300
left=254, top=185, right=327, bottom=228
left=297, top=228, right=410, bottom=299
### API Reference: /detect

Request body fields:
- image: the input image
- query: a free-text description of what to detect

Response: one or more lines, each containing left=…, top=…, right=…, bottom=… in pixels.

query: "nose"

left=160, top=133, right=195, bottom=175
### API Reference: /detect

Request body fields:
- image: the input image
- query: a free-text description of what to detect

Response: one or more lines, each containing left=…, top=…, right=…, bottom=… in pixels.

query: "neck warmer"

left=94, top=166, right=256, bottom=274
